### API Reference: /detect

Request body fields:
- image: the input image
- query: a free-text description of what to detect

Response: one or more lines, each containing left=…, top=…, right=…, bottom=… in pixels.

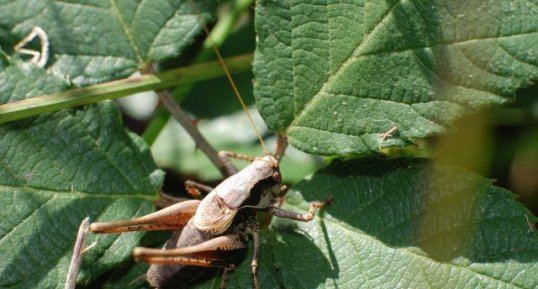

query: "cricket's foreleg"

left=218, top=150, right=260, bottom=176
left=185, top=180, right=215, bottom=199
left=219, top=150, right=258, bottom=162
left=218, top=151, right=240, bottom=176
left=90, top=200, right=200, bottom=233
left=268, top=200, right=329, bottom=222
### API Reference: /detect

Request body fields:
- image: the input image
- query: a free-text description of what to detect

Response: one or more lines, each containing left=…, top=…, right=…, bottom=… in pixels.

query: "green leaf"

left=195, top=159, right=538, bottom=289
left=253, top=0, right=538, bottom=156
left=1, top=0, right=216, bottom=85
left=102, top=262, right=150, bottom=289
left=0, top=64, right=160, bottom=289
left=0, top=64, right=72, bottom=103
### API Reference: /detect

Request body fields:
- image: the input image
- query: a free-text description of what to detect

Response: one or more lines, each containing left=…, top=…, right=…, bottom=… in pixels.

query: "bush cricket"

left=89, top=2, right=328, bottom=289
left=91, top=150, right=327, bottom=288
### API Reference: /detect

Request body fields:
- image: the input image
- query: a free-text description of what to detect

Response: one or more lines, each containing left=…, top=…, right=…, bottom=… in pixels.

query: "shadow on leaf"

left=279, top=158, right=538, bottom=288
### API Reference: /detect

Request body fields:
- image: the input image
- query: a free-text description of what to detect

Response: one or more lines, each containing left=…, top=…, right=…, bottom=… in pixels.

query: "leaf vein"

left=65, top=113, right=144, bottom=192
left=0, top=194, right=53, bottom=243
left=333, top=219, right=530, bottom=288
left=289, top=0, right=404, bottom=129
left=0, top=184, right=155, bottom=201
left=12, top=120, right=73, bottom=186
left=0, top=152, right=26, bottom=185
left=285, top=201, right=532, bottom=288
left=360, top=31, right=538, bottom=58
left=498, top=43, right=538, bottom=68
left=455, top=45, right=513, bottom=82
left=109, top=0, right=143, bottom=63
left=147, top=7, right=197, bottom=58
left=408, top=48, right=501, bottom=100
left=342, top=227, right=374, bottom=289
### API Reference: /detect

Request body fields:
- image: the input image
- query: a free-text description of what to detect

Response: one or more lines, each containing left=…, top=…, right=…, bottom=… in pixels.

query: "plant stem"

left=156, top=89, right=230, bottom=177
left=143, top=0, right=254, bottom=145
left=0, top=54, right=253, bottom=124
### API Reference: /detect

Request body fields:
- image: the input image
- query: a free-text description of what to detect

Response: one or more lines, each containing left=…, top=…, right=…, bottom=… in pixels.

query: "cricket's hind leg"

left=134, top=234, right=247, bottom=289
left=90, top=200, right=200, bottom=233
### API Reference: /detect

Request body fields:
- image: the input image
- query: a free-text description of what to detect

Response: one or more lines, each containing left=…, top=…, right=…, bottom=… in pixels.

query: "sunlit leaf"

left=0, top=64, right=160, bottom=289
left=254, top=0, right=538, bottom=155
left=0, top=0, right=216, bottom=85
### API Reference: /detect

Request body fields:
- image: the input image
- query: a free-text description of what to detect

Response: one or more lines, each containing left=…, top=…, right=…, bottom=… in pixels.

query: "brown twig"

left=156, top=89, right=230, bottom=177
left=273, top=134, right=289, bottom=162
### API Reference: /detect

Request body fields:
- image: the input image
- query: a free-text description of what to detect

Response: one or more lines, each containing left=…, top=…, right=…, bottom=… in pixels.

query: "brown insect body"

left=91, top=154, right=323, bottom=289
left=143, top=155, right=280, bottom=288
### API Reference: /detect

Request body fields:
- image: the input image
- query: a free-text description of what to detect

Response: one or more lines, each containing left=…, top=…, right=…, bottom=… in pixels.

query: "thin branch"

left=156, top=90, right=230, bottom=177
left=143, top=0, right=254, bottom=145
left=273, top=134, right=289, bottom=162
left=0, top=54, right=252, bottom=124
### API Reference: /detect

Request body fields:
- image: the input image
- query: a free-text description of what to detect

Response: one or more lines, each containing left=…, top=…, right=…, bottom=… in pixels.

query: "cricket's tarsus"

left=88, top=2, right=328, bottom=289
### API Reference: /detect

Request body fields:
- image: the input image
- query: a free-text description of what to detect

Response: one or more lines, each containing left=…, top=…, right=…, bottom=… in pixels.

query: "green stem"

left=142, top=0, right=254, bottom=145
left=0, top=54, right=253, bottom=124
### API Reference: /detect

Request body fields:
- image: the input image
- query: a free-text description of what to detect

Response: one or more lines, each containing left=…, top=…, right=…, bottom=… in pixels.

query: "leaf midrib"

left=0, top=184, right=155, bottom=201
left=289, top=0, right=403, bottom=129
left=109, top=0, right=143, bottom=64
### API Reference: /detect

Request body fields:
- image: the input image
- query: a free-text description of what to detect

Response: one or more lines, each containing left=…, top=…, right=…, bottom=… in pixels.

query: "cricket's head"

left=215, top=154, right=281, bottom=212
left=239, top=154, right=281, bottom=209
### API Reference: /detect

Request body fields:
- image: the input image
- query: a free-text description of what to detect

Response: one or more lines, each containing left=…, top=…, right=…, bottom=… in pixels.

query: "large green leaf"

left=0, top=64, right=161, bottom=288
left=190, top=159, right=538, bottom=289
left=253, top=0, right=538, bottom=156
left=1, top=2, right=536, bottom=289
left=0, top=0, right=216, bottom=85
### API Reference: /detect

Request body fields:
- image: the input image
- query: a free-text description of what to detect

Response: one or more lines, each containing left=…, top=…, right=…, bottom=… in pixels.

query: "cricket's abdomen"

left=146, top=220, right=209, bottom=289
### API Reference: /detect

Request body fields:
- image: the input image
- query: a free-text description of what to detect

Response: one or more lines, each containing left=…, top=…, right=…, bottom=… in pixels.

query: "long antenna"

left=190, top=1, right=270, bottom=155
